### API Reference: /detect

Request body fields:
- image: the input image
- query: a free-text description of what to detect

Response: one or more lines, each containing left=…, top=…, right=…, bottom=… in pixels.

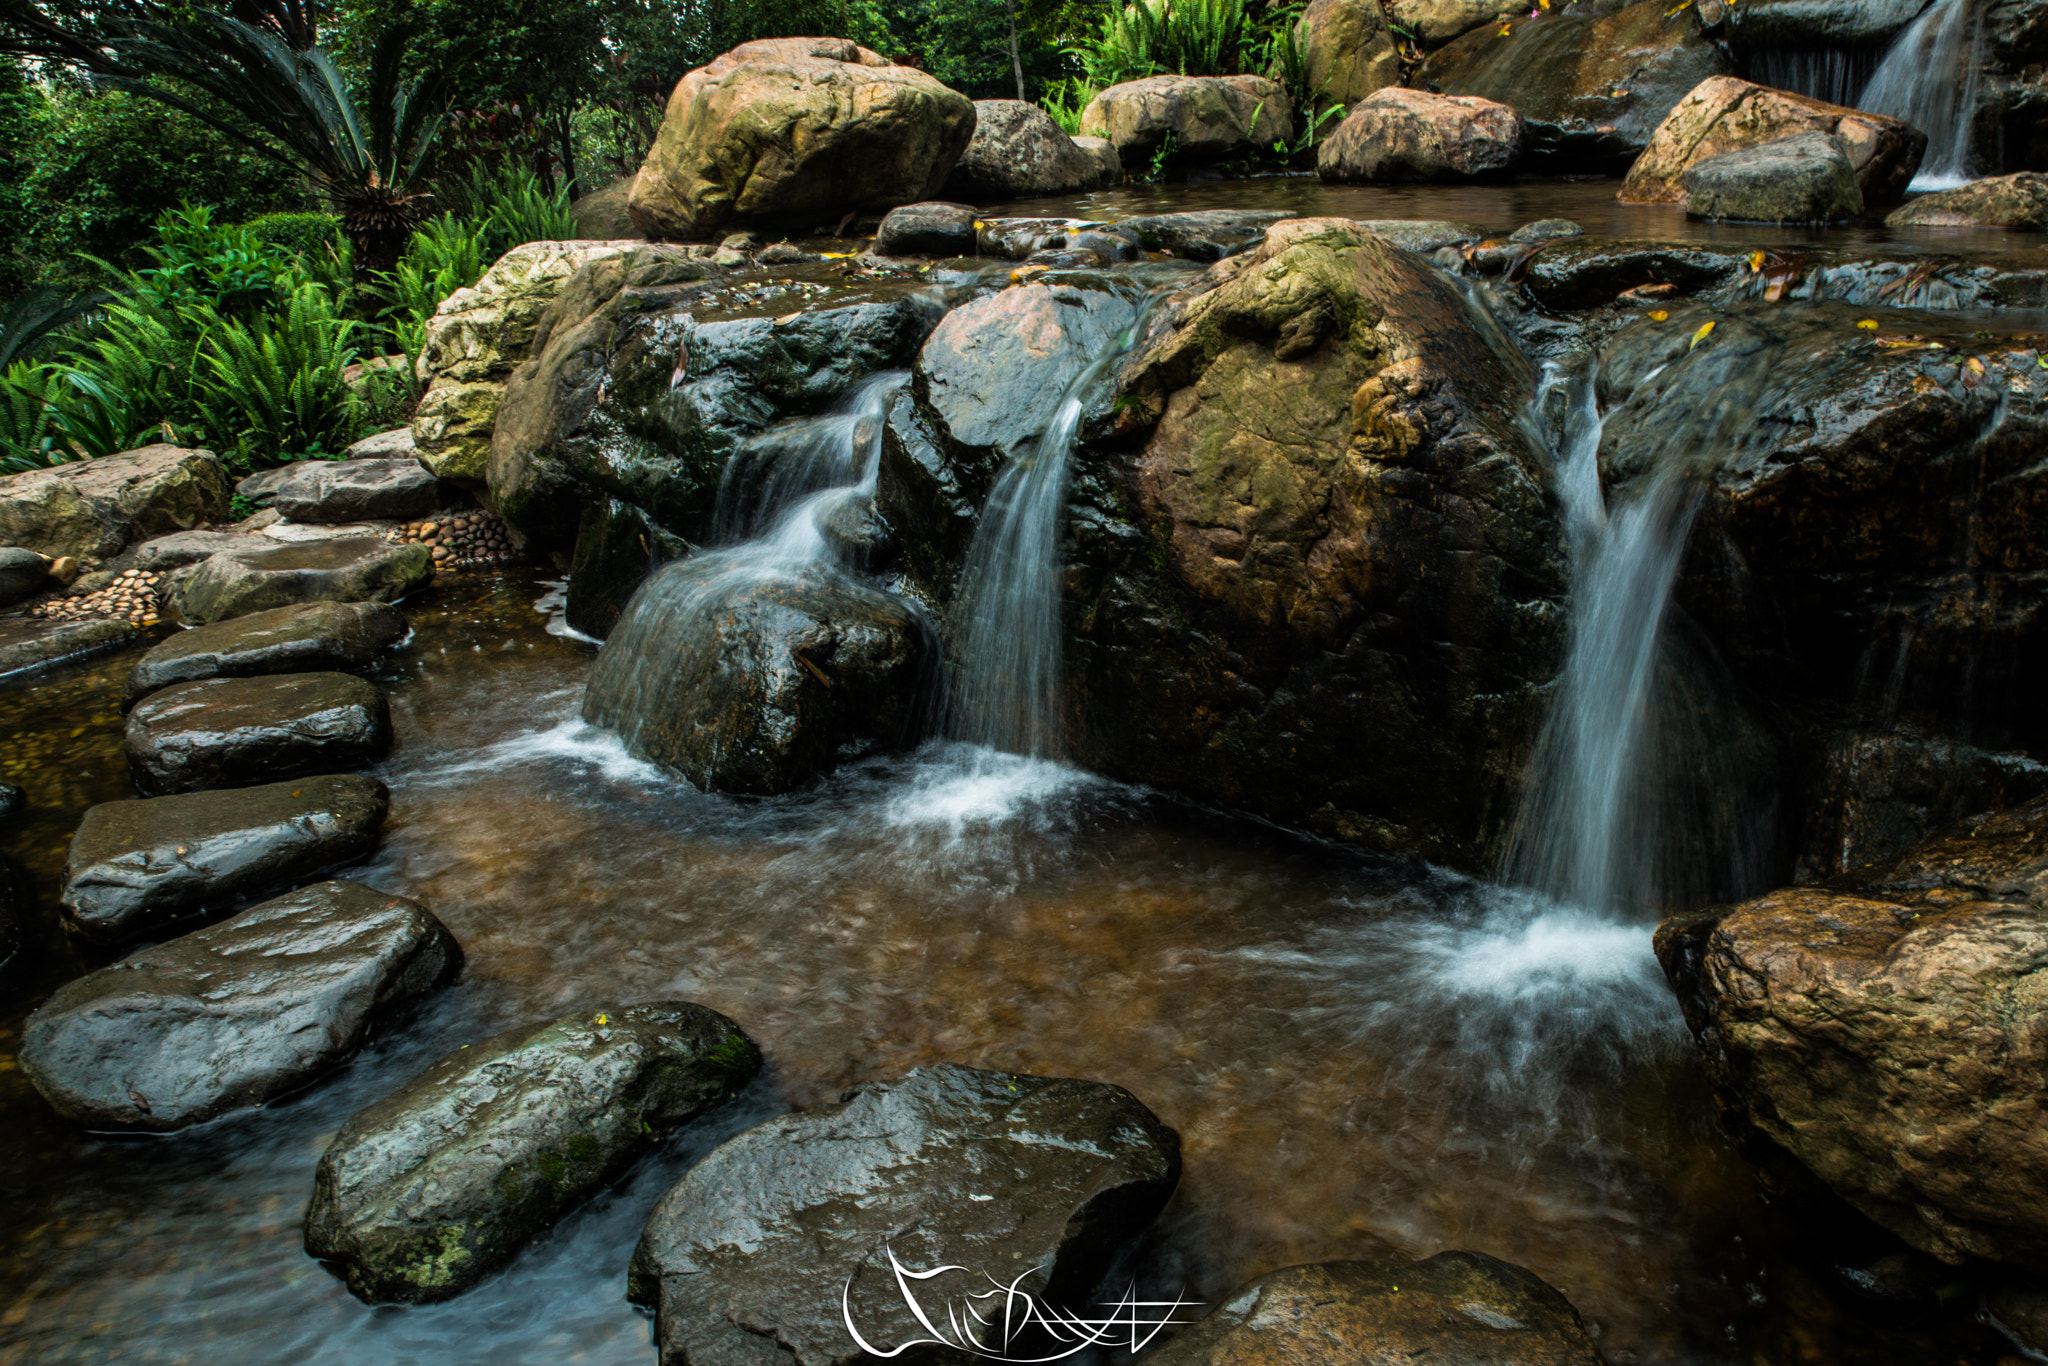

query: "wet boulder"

left=1079, top=75, right=1293, bottom=164
left=1144, top=1254, right=1602, bottom=1366
left=1115, top=209, right=1290, bottom=261
left=62, top=774, right=389, bottom=945
left=1795, top=730, right=2048, bottom=882
left=305, top=1001, right=758, bottom=1304
left=1656, top=792, right=2048, bottom=1270
left=628, top=38, right=976, bottom=241
left=581, top=560, right=926, bottom=795
left=1318, top=88, right=1524, bottom=182
left=0, top=546, right=47, bottom=605
left=1297, top=0, right=1401, bottom=110
left=1390, top=0, right=1523, bottom=47
left=1683, top=131, right=1864, bottom=223
left=270, top=458, right=448, bottom=524
left=1620, top=75, right=1926, bottom=206
left=947, top=99, right=1121, bottom=199
left=1888, top=172, right=2048, bottom=229
left=1723, top=0, right=1929, bottom=50
left=21, top=880, right=458, bottom=1133
left=0, top=445, right=229, bottom=566
left=126, top=600, right=406, bottom=706
left=1043, top=218, right=1563, bottom=867
left=412, top=240, right=656, bottom=482
left=1418, top=0, right=1731, bottom=173
left=124, top=672, right=392, bottom=796
left=873, top=201, right=979, bottom=257
left=628, top=1062, right=1181, bottom=1366
left=170, top=537, right=432, bottom=626
left=489, top=255, right=939, bottom=636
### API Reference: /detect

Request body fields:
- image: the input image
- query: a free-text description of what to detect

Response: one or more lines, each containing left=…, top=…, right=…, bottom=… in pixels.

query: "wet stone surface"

left=126, top=600, right=407, bottom=706
left=171, top=536, right=433, bottom=626
left=21, top=880, right=460, bottom=1132
left=123, top=672, right=392, bottom=796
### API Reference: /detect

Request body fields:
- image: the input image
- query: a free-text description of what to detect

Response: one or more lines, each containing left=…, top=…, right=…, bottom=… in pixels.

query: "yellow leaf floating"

left=1649, top=309, right=1669, bottom=321
left=1857, top=318, right=1879, bottom=330
left=1499, top=23, right=1512, bottom=34
left=1748, top=250, right=1765, bottom=272
left=1689, top=320, right=1715, bottom=350
left=595, top=1012, right=609, bottom=1027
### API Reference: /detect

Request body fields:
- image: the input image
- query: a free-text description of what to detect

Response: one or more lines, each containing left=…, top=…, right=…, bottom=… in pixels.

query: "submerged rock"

left=0, top=615, right=137, bottom=681
left=1318, top=88, right=1524, bottom=182
left=0, top=854, right=23, bottom=980
left=126, top=600, right=406, bottom=706
left=1144, top=1254, right=1602, bottom=1365
left=1116, top=209, right=1291, bottom=261
left=124, top=672, right=392, bottom=796
left=1079, top=75, right=1293, bottom=163
left=305, top=1001, right=758, bottom=1304
left=0, top=444, right=229, bottom=566
left=1887, top=172, right=2048, bottom=229
left=21, top=881, right=458, bottom=1132
left=581, top=560, right=925, bottom=794
left=947, top=100, right=1121, bottom=199
left=628, top=38, right=975, bottom=240
left=1683, top=131, right=1865, bottom=224
left=0, top=782, right=22, bottom=825
left=270, top=458, right=448, bottom=524
left=170, top=537, right=432, bottom=626
left=1419, top=0, right=1731, bottom=173
left=1657, top=792, right=2048, bottom=1270
left=62, top=775, right=389, bottom=944
left=1620, top=75, right=1925, bottom=206
left=628, top=1062, right=1180, bottom=1366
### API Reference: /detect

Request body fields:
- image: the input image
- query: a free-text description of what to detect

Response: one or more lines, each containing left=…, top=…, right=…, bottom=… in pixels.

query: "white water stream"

left=1860, top=0, right=1986, bottom=189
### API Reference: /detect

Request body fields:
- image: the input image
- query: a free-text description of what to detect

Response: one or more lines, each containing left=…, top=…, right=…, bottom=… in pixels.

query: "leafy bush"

left=439, top=162, right=578, bottom=258
left=240, top=212, right=346, bottom=261
left=190, top=284, right=364, bottom=466
left=1040, top=77, right=1098, bottom=136
left=1073, top=0, right=1253, bottom=86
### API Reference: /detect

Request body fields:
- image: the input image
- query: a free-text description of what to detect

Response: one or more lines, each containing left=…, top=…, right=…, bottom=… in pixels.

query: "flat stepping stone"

left=305, top=1002, right=758, bottom=1304
left=124, top=672, right=392, bottom=795
left=272, top=458, right=448, bottom=524
left=0, top=615, right=136, bottom=681
left=21, top=880, right=460, bottom=1132
left=170, top=536, right=431, bottom=626
left=126, top=600, right=405, bottom=706
left=132, top=529, right=247, bottom=571
left=62, top=774, right=389, bottom=945
left=1144, top=1254, right=1601, bottom=1366
left=628, top=1062, right=1181, bottom=1366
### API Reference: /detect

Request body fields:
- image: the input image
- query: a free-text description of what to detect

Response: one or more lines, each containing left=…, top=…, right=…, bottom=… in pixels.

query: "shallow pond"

left=0, top=569, right=2018, bottom=1365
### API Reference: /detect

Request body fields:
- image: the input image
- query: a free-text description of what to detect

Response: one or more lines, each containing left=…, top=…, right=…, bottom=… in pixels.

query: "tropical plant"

left=240, top=210, right=345, bottom=260
left=104, top=0, right=480, bottom=274
left=188, top=282, right=363, bottom=465
left=1040, top=76, right=1096, bottom=136
left=442, top=161, right=579, bottom=258
left=1072, top=0, right=1252, bottom=86
left=0, top=283, right=109, bottom=372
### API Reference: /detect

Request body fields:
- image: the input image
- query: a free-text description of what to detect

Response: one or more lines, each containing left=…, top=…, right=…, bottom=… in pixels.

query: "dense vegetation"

left=0, top=0, right=1314, bottom=475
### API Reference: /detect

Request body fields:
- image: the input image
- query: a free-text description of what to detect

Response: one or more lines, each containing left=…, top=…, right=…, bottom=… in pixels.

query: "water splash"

left=1860, top=0, right=1985, bottom=189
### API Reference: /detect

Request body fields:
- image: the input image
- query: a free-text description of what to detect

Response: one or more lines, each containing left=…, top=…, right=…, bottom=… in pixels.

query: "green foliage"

left=441, top=162, right=578, bottom=259
left=239, top=212, right=345, bottom=261
left=0, top=284, right=110, bottom=372
left=1040, top=76, right=1097, bottom=135
left=1074, top=0, right=1253, bottom=85
left=189, top=283, right=363, bottom=467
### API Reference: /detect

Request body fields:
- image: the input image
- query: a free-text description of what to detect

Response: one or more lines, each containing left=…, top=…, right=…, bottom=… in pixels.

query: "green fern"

left=190, top=283, right=364, bottom=468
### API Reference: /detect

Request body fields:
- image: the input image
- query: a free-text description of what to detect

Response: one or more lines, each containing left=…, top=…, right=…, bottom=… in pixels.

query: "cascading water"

left=939, top=299, right=1159, bottom=758
left=1860, top=0, right=1986, bottom=189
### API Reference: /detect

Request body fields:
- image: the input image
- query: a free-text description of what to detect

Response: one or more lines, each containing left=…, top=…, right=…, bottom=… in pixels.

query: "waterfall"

left=940, top=301, right=1159, bottom=758
left=1860, top=0, right=1985, bottom=190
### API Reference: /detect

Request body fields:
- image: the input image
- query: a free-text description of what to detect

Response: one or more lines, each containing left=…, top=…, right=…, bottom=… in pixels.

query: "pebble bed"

left=391, top=509, right=521, bottom=567
left=26, top=568, right=164, bottom=626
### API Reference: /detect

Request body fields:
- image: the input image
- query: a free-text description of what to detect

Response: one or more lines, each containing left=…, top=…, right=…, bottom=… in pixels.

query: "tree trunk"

left=1007, top=0, right=1026, bottom=101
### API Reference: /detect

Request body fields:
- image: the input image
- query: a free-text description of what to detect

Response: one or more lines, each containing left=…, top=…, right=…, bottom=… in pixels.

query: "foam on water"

left=533, top=580, right=600, bottom=644
left=883, top=742, right=1104, bottom=835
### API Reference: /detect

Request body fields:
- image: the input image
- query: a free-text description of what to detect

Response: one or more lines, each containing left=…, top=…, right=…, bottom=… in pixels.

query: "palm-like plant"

left=104, top=1, right=477, bottom=274
left=0, top=284, right=112, bottom=372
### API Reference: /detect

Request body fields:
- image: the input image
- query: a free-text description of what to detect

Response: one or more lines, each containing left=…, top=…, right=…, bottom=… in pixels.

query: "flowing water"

left=1860, top=0, right=1987, bottom=189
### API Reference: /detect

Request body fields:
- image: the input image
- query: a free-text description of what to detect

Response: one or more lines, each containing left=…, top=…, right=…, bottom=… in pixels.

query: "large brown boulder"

left=1419, top=0, right=1730, bottom=173
left=1887, top=171, right=2048, bottom=228
left=0, top=445, right=228, bottom=566
left=1391, top=0, right=1523, bottom=47
left=628, top=38, right=976, bottom=241
left=1318, top=87, right=1524, bottom=181
left=1296, top=0, right=1401, bottom=110
left=1619, top=75, right=1926, bottom=205
left=1656, top=792, right=2048, bottom=1270
left=946, top=99, right=1120, bottom=199
left=1079, top=74, right=1293, bottom=163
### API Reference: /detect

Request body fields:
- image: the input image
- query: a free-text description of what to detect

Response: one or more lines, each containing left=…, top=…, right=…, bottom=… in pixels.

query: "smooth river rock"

left=1657, top=792, right=2048, bottom=1270
left=305, top=1001, right=759, bottom=1304
left=1079, top=74, right=1293, bottom=163
left=124, top=672, right=392, bottom=796
left=170, top=536, right=432, bottom=626
left=1682, top=131, right=1864, bottom=224
left=1144, top=1254, right=1603, bottom=1366
left=62, top=774, right=390, bottom=945
left=628, top=38, right=976, bottom=240
left=873, top=201, right=979, bottom=257
left=0, top=444, right=229, bottom=565
left=270, top=458, right=448, bottom=524
left=1318, top=87, right=1524, bottom=182
left=126, top=600, right=407, bottom=706
left=947, top=99, right=1121, bottom=199
left=1887, top=172, right=2048, bottom=229
left=628, top=1062, right=1181, bottom=1366
left=21, top=881, right=459, bottom=1132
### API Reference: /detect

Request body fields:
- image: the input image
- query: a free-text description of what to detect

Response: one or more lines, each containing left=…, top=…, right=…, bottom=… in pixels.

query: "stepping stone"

left=628, top=1063, right=1181, bottom=1366
left=20, top=880, right=460, bottom=1132
left=271, top=458, right=448, bottom=524
left=127, top=600, right=406, bottom=706
left=62, top=774, right=389, bottom=945
left=1144, top=1254, right=1602, bottom=1366
left=131, top=529, right=246, bottom=571
left=170, top=536, right=431, bottom=626
left=124, top=672, right=392, bottom=795
left=0, top=615, right=135, bottom=682
left=305, top=1002, right=758, bottom=1304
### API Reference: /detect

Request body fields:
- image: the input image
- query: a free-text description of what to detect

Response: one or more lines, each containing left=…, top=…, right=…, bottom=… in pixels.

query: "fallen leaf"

left=1649, top=309, right=1669, bottom=321
left=1689, top=320, right=1716, bottom=350
left=1857, top=318, right=1879, bottom=330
